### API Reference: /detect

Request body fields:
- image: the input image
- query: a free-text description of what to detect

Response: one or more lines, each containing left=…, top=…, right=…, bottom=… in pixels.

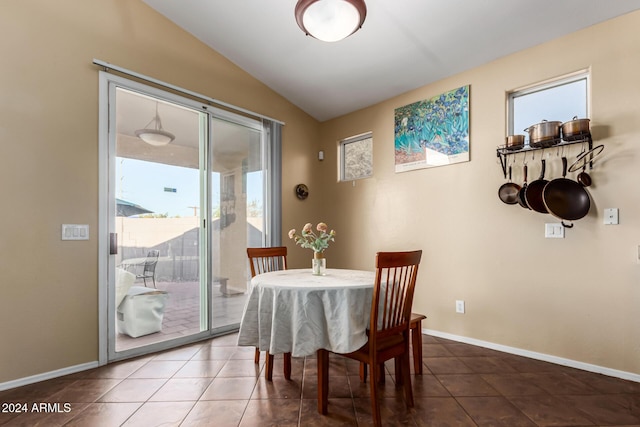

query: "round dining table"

left=237, top=268, right=375, bottom=357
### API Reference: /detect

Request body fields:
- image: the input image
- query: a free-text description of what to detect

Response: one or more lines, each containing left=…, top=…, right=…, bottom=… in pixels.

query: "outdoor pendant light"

left=135, top=103, right=175, bottom=146
left=295, top=0, right=367, bottom=42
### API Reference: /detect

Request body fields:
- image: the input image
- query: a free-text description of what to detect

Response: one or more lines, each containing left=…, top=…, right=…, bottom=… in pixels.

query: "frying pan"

left=525, top=159, right=549, bottom=214
left=543, top=157, right=590, bottom=228
left=568, top=144, right=604, bottom=188
left=498, top=166, right=521, bottom=205
left=577, top=165, right=592, bottom=187
left=517, top=164, right=530, bottom=209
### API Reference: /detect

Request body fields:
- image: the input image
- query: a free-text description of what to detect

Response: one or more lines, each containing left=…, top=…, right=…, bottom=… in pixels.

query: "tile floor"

left=1, top=333, right=639, bottom=426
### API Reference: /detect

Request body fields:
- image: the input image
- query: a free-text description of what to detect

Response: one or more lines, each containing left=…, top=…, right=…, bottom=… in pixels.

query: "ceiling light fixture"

left=135, top=103, right=175, bottom=146
left=295, top=0, right=367, bottom=42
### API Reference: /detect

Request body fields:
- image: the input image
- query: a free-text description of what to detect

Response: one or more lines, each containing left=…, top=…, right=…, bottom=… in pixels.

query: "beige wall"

left=2, top=1, right=639, bottom=386
left=0, top=0, right=320, bottom=383
left=319, top=11, right=640, bottom=376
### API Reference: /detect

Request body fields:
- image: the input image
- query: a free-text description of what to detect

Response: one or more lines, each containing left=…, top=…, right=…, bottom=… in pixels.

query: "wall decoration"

left=295, top=183, right=309, bottom=200
left=394, top=85, right=470, bottom=172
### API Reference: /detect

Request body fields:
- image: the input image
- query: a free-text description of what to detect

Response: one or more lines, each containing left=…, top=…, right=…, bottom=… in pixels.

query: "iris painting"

left=394, top=85, right=470, bottom=172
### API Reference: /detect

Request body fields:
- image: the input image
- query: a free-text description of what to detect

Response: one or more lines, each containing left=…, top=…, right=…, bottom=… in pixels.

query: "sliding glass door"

left=209, top=116, right=265, bottom=329
left=103, top=74, right=273, bottom=361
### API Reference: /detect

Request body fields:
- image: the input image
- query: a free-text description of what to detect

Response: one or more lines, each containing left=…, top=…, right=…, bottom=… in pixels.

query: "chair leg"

left=394, top=357, right=403, bottom=385
left=411, top=320, right=423, bottom=374
left=402, top=351, right=414, bottom=408
left=369, top=361, right=382, bottom=426
left=265, top=351, right=274, bottom=381
left=283, top=352, right=292, bottom=380
left=152, top=275, right=157, bottom=289
left=360, top=362, right=385, bottom=384
left=317, top=349, right=329, bottom=415
left=378, top=363, right=385, bottom=384
left=254, top=348, right=260, bottom=364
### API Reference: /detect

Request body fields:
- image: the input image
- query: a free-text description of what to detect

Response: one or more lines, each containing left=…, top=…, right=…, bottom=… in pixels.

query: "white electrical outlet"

left=604, top=208, right=619, bottom=225
left=455, top=300, right=465, bottom=314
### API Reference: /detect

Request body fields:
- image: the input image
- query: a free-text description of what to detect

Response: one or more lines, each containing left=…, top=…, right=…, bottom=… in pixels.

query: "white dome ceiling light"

left=135, top=103, right=175, bottom=146
left=295, top=0, right=367, bottom=42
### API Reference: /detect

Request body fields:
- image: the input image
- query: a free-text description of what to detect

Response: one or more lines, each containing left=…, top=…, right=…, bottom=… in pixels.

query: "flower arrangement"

left=288, top=222, right=336, bottom=254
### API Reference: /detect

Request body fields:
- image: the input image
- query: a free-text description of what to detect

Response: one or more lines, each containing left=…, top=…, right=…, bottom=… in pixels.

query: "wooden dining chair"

left=246, top=246, right=292, bottom=380
left=361, top=312, right=427, bottom=383
left=318, top=250, right=422, bottom=426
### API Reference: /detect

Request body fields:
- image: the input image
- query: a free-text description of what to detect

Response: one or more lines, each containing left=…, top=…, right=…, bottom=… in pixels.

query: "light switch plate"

left=545, top=223, right=564, bottom=238
left=62, top=224, right=89, bottom=240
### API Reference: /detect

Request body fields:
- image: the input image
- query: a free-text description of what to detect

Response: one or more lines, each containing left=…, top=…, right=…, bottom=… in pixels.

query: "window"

left=508, top=71, right=589, bottom=144
left=339, top=132, right=373, bottom=181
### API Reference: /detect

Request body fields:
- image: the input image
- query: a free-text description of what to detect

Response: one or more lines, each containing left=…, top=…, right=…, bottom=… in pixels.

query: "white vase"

left=312, top=253, right=326, bottom=276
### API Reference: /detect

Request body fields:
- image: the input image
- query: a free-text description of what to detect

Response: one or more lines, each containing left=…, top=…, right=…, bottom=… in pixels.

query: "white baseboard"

left=0, top=361, right=99, bottom=392
left=424, top=328, right=640, bottom=383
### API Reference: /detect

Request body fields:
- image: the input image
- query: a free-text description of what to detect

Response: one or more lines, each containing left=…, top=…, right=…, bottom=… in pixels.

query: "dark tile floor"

left=1, top=333, right=639, bottom=426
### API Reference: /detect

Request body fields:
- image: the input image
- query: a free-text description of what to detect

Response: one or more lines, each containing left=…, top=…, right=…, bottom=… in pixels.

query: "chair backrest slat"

left=247, top=246, right=288, bottom=278
left=370, top=251, right=422, bottom=343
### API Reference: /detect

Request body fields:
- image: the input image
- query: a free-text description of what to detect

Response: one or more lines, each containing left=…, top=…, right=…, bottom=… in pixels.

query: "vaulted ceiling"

left=143, top=0, right=640, bottom=122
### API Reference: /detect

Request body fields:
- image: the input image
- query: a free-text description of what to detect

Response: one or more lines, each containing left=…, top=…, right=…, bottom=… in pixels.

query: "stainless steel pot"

left=505, top=134, right=525, bottom=150
left=524, top=120, right=562, bottom=147
left=561, top=116, right=590, bottom=140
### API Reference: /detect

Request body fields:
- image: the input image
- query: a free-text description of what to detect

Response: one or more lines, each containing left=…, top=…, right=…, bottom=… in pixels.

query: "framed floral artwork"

left=394, top=85, right=470, bottom=172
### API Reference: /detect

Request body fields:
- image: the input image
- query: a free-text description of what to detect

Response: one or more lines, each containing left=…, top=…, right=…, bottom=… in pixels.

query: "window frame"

left=507, top=69, right=590, bottom=137
left=338, top=132, right=373, bottom=182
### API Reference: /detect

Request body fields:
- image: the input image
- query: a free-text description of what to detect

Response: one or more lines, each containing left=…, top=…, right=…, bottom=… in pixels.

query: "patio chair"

left=318, top=250, right=422, bottom=426
left=247, top=246, right=291, bottom=380
left=136, top=250, right=160, bottom=288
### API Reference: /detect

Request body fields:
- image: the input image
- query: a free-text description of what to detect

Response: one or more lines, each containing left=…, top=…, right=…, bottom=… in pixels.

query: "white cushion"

left=115, top=268, right=136, bottom=308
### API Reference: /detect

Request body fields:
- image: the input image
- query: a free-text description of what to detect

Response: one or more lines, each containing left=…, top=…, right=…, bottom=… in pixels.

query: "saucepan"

left=561, top=116, right=591, bottom=141
left=498, top=166, right=521, bottom=205
left=567, top=144, right=605, bottom=187
left=505, top=135, right=525, bottom=151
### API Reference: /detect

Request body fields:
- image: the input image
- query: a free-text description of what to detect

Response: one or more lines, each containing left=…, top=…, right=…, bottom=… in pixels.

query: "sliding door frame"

left=98, top=71, right=280, bottom=364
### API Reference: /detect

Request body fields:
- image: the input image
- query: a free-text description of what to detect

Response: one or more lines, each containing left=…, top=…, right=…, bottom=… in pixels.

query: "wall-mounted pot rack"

left=496, top=132, right=593, bottom=178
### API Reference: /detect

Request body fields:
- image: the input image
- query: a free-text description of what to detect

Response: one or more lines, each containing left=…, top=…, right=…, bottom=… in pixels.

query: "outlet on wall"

left=456, top=300, right=465, bottom=314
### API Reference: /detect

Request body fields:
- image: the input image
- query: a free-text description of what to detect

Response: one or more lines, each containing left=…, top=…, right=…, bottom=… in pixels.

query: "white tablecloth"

left=237, top=268, right=375, bottom=357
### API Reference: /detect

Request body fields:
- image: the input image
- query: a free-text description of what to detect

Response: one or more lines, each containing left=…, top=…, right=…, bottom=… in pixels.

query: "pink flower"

left=289, top=222, right=335, bottom=253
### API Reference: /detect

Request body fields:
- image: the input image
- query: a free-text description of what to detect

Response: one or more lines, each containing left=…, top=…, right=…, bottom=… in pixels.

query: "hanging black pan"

left=567, top=144, right=605, bottom=188
left=498, top=166, right=521, bottom=205
left=525, top=159, right=549, bottom=214
left=517, top=164, right=530, bottom=209
left=543, top=157, right=590, bottom=228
